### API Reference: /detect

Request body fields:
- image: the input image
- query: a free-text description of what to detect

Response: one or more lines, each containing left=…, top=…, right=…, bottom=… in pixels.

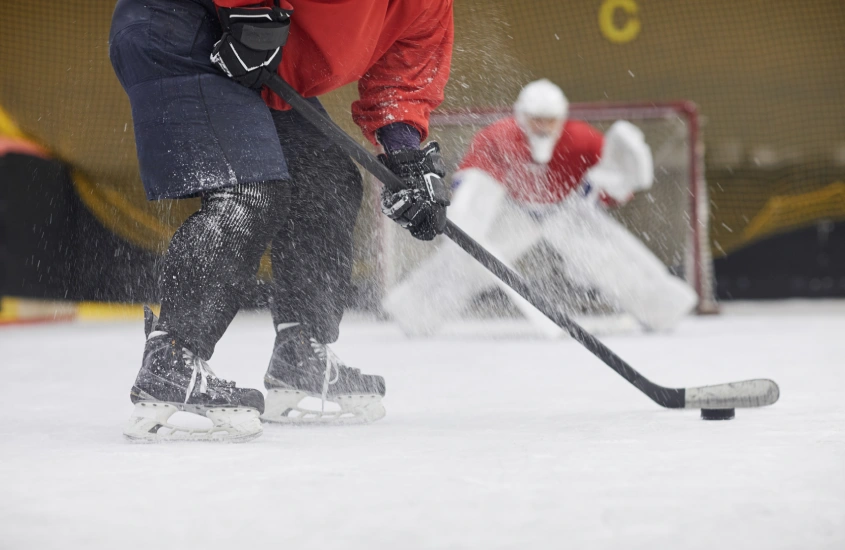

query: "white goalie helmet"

left=514, top=79, right=569, bottom=164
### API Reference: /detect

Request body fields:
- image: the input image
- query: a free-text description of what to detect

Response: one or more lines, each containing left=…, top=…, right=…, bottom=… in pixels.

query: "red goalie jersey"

left=459, top=116, right=605, bottom=204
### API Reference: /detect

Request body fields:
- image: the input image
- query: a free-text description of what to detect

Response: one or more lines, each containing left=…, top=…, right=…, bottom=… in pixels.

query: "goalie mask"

left=514, top=79, right=569, bottom=164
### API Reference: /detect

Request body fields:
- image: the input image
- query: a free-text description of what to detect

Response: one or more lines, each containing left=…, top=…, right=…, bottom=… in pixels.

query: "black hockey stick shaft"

left=266, top=74, right=685, bottom=407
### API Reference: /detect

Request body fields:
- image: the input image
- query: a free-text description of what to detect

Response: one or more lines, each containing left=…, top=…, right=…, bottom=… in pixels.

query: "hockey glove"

left=210, top=2, right=293, bottom=89
left=379, top=142, right=450, bottom=241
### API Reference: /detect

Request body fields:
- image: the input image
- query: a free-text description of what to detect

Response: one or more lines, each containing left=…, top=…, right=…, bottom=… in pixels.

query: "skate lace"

left=310, top=339, right=355, bottom=413
left=182, top=349, right=232, bottom=403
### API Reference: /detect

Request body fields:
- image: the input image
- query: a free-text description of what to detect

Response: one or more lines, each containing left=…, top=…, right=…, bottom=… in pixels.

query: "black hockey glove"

left=379, top=142, right=450, bottom=241
left=210, top=2, right=293, bottom=89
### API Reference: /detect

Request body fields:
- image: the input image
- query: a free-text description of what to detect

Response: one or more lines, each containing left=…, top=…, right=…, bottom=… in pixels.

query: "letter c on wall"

left=599, top=0, right=641, bottom=44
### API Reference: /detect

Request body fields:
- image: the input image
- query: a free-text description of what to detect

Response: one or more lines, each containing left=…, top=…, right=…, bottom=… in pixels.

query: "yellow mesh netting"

left=2, top=0, right=844, bottom=262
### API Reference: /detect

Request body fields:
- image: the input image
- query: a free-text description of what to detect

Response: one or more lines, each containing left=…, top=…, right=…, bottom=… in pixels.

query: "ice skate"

left=123, top=307, right=265, bottom=443
left=262, top=323, right=386, bottom=425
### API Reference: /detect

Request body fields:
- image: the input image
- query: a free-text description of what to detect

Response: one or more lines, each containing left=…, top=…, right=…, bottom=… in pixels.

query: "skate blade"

left=261, top=389, right=386, bottom=425
left=123, top=402, right=263, bottom=443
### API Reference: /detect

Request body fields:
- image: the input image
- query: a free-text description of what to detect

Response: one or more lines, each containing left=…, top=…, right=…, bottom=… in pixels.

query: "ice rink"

left=1, top=301, right=843, bottom=549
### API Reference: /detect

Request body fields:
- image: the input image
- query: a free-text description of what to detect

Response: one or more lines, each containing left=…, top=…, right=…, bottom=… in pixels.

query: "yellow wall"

left=2, top=0, right=843, bottom=257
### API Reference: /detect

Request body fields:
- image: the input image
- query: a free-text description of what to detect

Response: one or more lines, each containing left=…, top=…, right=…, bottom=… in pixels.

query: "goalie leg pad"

left=542, top=198, right=697, bottom=331
left=123, top=401, right=263, bottom=443
left=384, top=181, right=542, bottom=336
left=384, top=239, right=497, bottom=336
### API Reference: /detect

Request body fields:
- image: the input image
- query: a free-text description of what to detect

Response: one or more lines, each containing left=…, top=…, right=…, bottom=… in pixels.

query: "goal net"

left=370, top=102, right=717, bottom=326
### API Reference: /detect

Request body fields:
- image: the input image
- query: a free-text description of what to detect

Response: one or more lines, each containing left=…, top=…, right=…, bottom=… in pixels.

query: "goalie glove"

left=210, top=2, right=293, bottom=89
left=585, top=120, right=654, bottom=203
left=379, top=142, right=451, bottom=241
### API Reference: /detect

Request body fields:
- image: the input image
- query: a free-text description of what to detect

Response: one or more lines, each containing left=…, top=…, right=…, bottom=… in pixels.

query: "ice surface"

left=1, top=301, right=843, bottom=549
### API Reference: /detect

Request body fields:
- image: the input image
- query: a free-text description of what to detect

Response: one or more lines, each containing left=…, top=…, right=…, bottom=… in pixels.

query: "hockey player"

left=110, top=0, right=453, bottom=441
left=384, top=79, right=698, bottom=337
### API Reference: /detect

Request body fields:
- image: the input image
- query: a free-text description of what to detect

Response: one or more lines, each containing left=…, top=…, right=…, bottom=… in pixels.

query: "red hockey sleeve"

left=579, top=122, right=605, bottom=167
left=352, top=0, right=454, bottom=146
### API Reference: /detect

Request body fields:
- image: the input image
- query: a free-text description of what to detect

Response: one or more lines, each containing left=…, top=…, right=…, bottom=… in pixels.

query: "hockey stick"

left=266, top=74, right=779, bottom=410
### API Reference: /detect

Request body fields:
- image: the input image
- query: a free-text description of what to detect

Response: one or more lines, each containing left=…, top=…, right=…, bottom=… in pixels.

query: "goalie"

left=383, top=79, right=698, bottom=336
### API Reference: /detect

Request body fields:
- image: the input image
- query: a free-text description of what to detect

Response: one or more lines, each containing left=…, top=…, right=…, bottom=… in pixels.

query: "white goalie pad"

left=445, top=168, right=509, bottom=235
left=540, top=197, right=698, bottom=331
left=383, top=169, right=546, bottom=336
left=123, top=402, right=263, bottom=443
left=586, top=120, right=654, bottom=202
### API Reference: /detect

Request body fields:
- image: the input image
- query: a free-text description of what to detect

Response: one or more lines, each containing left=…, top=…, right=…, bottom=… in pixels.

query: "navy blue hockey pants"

left=109, top=0, right=363, bottom=357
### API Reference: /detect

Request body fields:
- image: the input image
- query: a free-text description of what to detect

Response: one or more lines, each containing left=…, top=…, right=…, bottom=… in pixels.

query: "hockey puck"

left=700, top=408, right=735, bottom=421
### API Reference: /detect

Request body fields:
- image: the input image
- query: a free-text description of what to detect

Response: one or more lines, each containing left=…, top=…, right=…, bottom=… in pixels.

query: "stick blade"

left=684, top=379, right=780, bottom=409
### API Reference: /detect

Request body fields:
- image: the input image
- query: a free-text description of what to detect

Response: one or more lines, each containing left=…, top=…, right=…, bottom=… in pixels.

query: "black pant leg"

left=158, top=180, right=290, bottom=359
left=269, top=143, right=363, bottom=344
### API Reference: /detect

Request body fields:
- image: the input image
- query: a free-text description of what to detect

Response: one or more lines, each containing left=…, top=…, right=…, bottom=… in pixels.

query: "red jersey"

left=215, top=0, right=454, bottom=145
left=459, top=117, right=604, bottom=204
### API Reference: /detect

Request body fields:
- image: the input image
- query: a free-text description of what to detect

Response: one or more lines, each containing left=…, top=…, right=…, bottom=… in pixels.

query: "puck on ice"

left=700, top=408, right=735, bottom=420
